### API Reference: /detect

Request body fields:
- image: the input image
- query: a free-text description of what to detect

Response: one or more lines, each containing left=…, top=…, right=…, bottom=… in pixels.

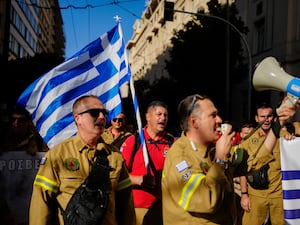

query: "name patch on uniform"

left=64, top=158, right=79, bottom=171
left=40, top=157, right=47, bottom=165
left=176, top=160, right=189, bottom=172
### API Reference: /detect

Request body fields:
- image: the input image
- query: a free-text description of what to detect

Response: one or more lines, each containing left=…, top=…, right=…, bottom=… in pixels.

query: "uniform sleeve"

left=29, top=151, right=60, bottom=225
left=163, top=153, right=231, bottom=214
left=115, top=160, right=136, bottom=225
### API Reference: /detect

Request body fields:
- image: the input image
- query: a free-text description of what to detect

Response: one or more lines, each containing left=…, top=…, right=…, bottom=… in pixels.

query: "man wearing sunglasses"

left=29, top=95, right=136, bottom=225
left=102, top=112, right=132, bottom=149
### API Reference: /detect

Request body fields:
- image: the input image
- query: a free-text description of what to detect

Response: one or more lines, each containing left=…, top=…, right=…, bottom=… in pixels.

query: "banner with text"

left=0, top=151, right=45, bottom=224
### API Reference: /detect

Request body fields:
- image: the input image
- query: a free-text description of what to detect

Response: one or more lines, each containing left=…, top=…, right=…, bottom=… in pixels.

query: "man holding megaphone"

left=239, top=57, right=300, bottom=225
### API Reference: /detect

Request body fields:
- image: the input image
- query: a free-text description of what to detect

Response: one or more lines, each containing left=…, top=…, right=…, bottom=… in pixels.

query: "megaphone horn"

left=252, top=56, right=300, bottom=101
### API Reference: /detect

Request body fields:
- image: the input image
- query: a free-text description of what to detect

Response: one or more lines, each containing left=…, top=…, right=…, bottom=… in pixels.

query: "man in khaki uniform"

left=162, top=94, right=298, bottom=225
left=240, top=102, right=296, bottom=225
left=29, top=95, right=135, bottom=225
left=101, top=112, right=132, bottom=149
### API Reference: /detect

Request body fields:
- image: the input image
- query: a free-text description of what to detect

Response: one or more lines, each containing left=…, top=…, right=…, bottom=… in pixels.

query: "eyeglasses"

left=187, top=94, right=204, bottom=116
left=112, top=118, right=124, bottom=122
left=78, top=108, right=109, bottom=118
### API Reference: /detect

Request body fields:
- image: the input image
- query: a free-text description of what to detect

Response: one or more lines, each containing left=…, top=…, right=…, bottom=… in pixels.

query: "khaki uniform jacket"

left=29, top=134, right=135, bottom=225
left=239, top=128, right=283, bottom=198
left=101, top=127, right=132, bottom=149
left=162, top=133, right=237, bottom=225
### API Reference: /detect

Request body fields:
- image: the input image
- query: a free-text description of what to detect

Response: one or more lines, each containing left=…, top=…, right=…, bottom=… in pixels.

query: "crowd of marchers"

left=0, top=93, right=299, bottom=225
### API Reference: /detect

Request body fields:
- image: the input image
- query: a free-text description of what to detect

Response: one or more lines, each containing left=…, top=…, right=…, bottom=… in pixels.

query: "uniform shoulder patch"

left=251, top=137, right=259, bottom=144
left=200, top=162, right=210, bottom=174
left=64, top=158, right=79, bottom=171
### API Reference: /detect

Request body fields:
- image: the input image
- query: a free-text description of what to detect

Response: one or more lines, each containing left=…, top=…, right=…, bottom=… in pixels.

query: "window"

left=254, top=18, right=265, bottom=53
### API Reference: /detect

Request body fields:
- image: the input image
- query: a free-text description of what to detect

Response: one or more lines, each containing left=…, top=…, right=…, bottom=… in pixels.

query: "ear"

left=189, top=115, right=198, bottom=129
left=74, top=114, right=80, bottom=125
left=146, top=112, right=150, bottom=122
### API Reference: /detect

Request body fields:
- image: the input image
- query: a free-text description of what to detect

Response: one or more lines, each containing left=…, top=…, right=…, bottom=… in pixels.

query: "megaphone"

left=252, top=56, right=300, bottom=105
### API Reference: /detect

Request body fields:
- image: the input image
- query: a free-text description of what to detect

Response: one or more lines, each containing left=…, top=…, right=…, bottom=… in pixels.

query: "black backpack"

left=61, top=150, right=111, bottom=225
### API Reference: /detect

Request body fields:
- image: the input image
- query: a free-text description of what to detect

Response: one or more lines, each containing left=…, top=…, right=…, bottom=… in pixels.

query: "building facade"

left=235, top=0, right=300, bottom=119
left=127, top=0, right=300, bottom=121
left=0, top=0, right=64, bottom=61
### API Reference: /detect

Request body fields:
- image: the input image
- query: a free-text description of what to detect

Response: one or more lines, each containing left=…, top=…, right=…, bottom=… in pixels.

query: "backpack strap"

left=128, top=132, right=140, bottom=173
left=61, top=150, right=111, bottom=225
left=127, top=132, right=174, bottom=173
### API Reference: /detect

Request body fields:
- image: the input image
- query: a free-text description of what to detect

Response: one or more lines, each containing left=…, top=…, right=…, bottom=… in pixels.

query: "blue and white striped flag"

left=17, top=22, right=131, bottom=148
left=280, top=137, right=300, bottom=225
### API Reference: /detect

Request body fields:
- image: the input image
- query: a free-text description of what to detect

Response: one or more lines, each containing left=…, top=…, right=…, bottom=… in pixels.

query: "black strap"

left=60, top=149, right=111, bottom=225
left=86, top=150, right=111, bottom=190
left=128, top=132, right=141, bottom=173
left=111, top=132, right=131, bottom=146
left=61, top=149, right=111, bottom=225
left=128, top=132, right=174, bottom=172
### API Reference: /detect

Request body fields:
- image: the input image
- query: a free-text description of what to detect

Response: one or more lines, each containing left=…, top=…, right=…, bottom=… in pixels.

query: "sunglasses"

left=78, top=108, right=109, bottom=118
left=112, top=118, right=124, bottom=122
left=187, top=94, right=205, bottom=116
left=10, top=117, right=28, bottom=123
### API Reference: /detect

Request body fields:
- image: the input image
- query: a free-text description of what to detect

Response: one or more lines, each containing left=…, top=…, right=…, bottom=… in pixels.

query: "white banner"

left=0, top=151, right=45, bottom=224
left=280, top=137, right=300, bottom=225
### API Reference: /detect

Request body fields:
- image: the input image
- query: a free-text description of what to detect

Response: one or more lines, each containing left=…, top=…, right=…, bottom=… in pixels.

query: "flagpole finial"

left=114, top=15, right=122, bottom=23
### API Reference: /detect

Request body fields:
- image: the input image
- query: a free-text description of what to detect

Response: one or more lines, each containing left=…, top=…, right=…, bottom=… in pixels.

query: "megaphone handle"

left=276, top=93, right=298, bottom=114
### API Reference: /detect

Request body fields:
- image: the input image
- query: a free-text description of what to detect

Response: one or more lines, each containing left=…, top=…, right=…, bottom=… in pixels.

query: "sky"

left=58, top=0, right=147, bottom=59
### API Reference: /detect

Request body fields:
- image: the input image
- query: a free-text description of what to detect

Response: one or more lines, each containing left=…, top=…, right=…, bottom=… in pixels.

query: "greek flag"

left=280, top=138, right=300, bottom=225
left=17, top=22, right=131, bottom=148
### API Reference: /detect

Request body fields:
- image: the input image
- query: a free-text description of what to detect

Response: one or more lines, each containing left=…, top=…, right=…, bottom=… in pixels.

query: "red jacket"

left=121, top=126, right=174, bottom=208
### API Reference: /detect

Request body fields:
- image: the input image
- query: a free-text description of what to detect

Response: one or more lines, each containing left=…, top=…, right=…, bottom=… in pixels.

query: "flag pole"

left=115, top=15, right=150, bottom=174
left=129, top=74, right=150, bottom=174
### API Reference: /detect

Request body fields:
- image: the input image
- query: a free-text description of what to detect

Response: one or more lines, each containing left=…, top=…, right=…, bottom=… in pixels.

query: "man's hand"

left=277, top=96, right=299, bottom=126
left=216, top=123, right=236, bottom=160
left=241, top=194, right=251, bottom=213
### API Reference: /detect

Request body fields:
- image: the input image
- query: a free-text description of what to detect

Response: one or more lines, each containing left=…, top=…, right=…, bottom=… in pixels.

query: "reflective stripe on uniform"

left=178, top=173, right=205, bottom=210
left=34, top=175, right=59, bottom=193
left=116, top=177, right=132, bottom=191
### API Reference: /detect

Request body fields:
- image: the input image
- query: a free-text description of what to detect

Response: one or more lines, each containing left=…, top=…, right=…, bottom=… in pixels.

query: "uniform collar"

left=75, top=134, right=108, bottom=153
left=257, top=127, right=267, bottom=137
left=181, top=132, right=210, bottom=158
left=143, top=126, right=167, bottom=142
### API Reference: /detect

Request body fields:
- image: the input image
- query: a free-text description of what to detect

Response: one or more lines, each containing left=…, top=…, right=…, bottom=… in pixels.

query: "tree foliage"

left=165, top=0, right=249, bottom=117
left=132, top=0, right=249, bottom=133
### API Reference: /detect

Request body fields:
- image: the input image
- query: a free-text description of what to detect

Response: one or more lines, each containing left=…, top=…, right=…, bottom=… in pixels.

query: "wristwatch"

left=214, top=158, right=229, bottom=170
